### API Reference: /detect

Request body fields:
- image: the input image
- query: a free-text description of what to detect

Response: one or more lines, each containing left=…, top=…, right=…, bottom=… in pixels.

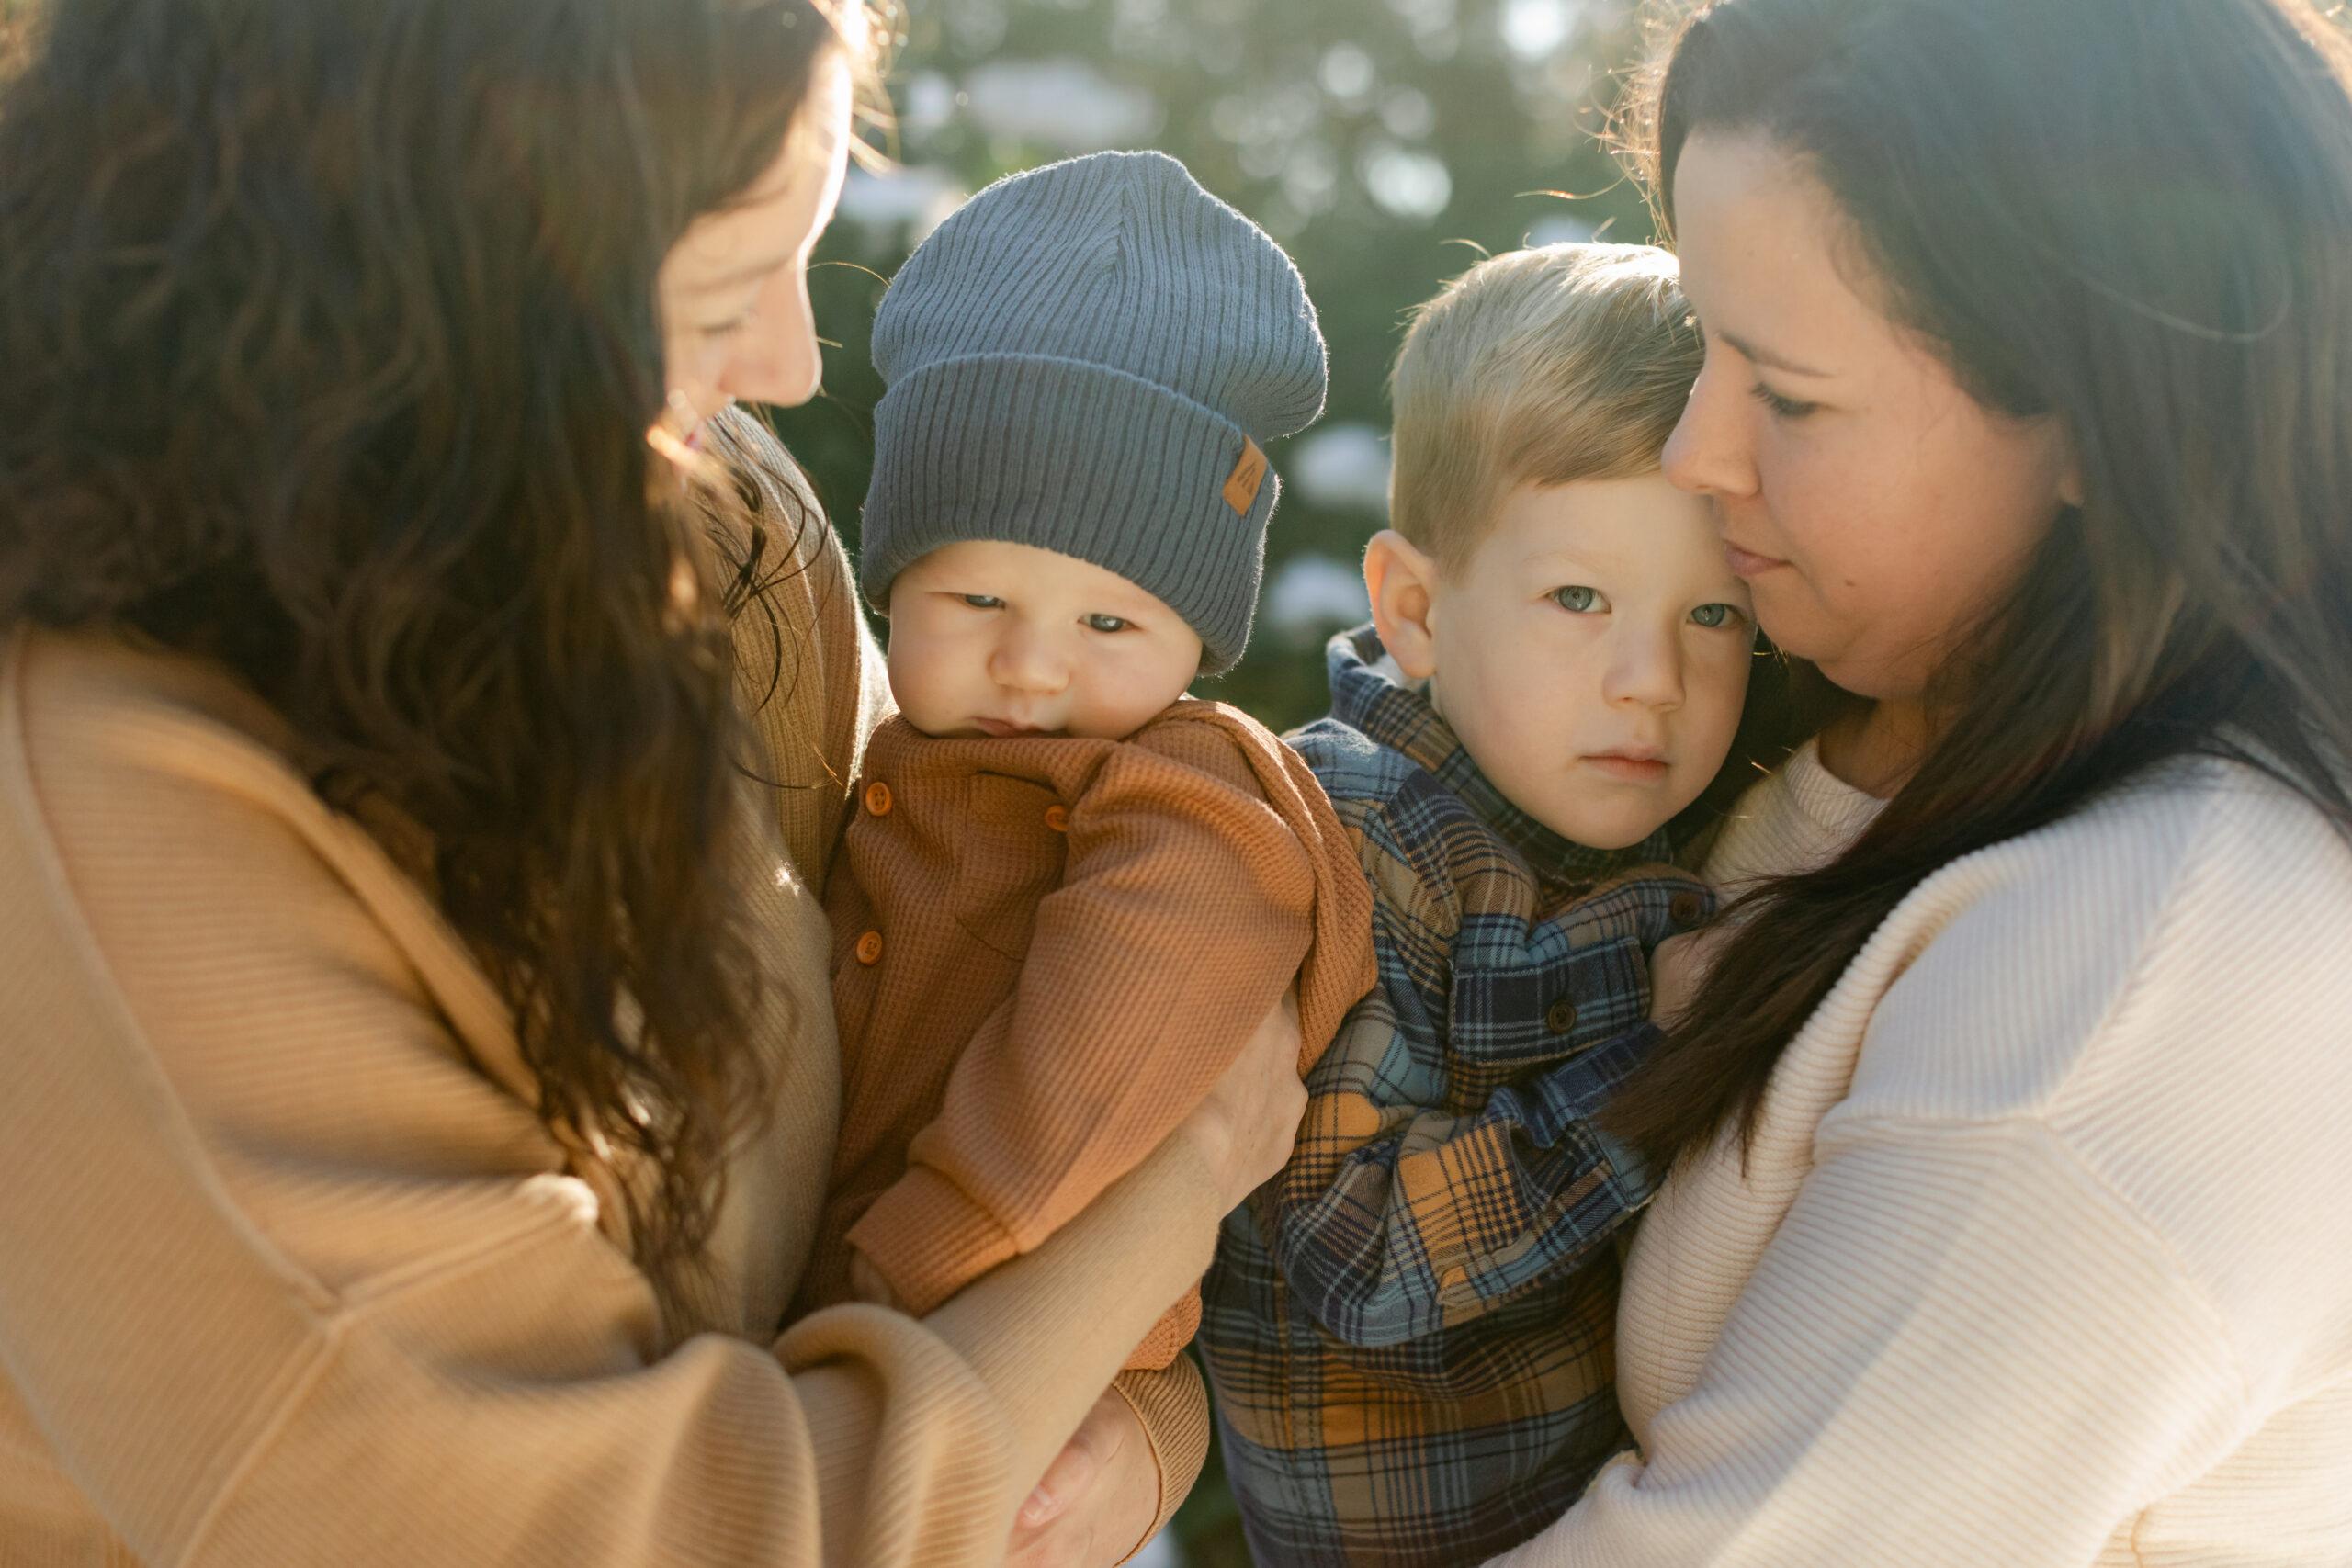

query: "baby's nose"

left=989, top=629, right=1070, bottom=694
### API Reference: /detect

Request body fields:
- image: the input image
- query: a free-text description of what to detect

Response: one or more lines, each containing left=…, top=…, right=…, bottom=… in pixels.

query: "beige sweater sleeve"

left=0, top=633, right=1225, bottom=1568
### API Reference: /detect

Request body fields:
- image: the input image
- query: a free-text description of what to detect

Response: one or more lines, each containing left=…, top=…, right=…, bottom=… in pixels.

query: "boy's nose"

left=1601, top=626, right=1686, bottom=711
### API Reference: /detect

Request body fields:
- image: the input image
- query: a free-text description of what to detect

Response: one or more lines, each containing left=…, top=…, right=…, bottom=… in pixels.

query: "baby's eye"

left=1551, top=585, right=1609, bottom=615
left=1082, top=614, right=1131, bottom=634
left=1690, top=602, right=1741, bottom=628
left=960, top=594, right=1005, bottom=610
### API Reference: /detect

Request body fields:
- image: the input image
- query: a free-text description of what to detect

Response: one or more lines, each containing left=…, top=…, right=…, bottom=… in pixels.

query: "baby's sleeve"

left=845, top=716, right=1363, bottom=1320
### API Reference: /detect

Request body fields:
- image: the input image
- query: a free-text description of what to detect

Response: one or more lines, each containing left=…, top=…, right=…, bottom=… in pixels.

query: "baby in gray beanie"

left=857, top=147, right=1324, bottom=679
left=795, top=152, right=1376, bottom=1452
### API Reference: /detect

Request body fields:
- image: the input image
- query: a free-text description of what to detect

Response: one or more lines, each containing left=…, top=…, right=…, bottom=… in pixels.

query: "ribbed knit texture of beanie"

left=859, top=150, right=1328, bottom=673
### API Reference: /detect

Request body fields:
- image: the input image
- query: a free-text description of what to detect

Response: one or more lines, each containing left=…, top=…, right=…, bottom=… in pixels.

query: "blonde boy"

left=1197, top=244, right=1757, bottom=1568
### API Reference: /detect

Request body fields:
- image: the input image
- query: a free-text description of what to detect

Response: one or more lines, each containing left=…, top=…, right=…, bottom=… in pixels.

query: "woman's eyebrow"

left=687, top=249, right=798, bottom=293
left=1718, top=327, right=1833, bottom=378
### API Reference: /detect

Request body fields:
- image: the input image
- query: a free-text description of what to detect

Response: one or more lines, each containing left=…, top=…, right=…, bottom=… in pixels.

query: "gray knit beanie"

left=860, top=150, right=1327, bottom=673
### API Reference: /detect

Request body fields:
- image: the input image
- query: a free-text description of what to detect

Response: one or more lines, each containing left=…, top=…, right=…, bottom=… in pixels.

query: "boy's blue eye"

left=1690, top=603, right=1738, bottom=628
left=1083, top=614, right=1130, bottom=633
left=960, top=594, right=1004, bottom=610
left=1551, top=585, right=1607, bottom=614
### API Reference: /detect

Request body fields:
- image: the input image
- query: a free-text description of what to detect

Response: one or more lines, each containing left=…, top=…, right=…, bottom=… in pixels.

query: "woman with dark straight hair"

left=1490, top=0, right=2352, bottom=1562
left=0, top=0, right=1304, bottom=1562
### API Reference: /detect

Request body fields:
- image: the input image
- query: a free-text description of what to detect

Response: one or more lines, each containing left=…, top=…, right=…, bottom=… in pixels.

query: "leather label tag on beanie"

left=1223, top=438, right=1268, bottom=515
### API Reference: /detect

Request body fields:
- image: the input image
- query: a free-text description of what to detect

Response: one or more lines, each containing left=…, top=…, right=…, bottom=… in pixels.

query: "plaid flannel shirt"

left=1198, top=626, right=1712, bottom=1568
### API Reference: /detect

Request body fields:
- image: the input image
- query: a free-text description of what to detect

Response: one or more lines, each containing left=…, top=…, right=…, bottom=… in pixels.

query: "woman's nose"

left=718, top=270, right=823, bottom=410
left=1662, top=358, right=1758, bottom=502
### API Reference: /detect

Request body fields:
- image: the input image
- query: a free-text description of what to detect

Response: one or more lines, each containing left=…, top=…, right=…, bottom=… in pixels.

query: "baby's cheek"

left=884, top=636, right=963, bottom=732
left=1069, top=660, right=1190, bottom=739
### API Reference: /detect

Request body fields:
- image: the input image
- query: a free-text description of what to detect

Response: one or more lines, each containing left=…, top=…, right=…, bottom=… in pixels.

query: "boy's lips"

left=1583, top=750, right=1670, bottom=784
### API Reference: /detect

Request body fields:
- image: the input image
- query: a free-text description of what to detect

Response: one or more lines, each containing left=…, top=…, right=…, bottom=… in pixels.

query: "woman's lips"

left=1584, top=753, right=1670, bottom=784
left=1723, top=540, right=1788, bottom=578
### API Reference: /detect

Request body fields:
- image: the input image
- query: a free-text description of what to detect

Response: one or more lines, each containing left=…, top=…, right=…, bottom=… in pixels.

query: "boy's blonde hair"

left=1388, top=243, right=1700, bottom=574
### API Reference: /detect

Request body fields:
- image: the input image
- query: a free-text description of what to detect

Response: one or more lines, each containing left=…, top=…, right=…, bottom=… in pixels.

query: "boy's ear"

left=1364, top=529, right=1442, bottom=681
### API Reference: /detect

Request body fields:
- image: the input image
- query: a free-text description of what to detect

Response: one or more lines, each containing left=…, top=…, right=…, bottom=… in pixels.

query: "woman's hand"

left=1004, top=1387, right=1160, bottom=1568
left=1178, top=983, right=1306, bottom=1213
left=845, top=1248, right=905, bottom=1311
left=999, top=987, right=1305, bottom=1568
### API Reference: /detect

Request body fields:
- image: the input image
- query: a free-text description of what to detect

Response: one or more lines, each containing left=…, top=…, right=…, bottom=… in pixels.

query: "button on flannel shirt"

left=1198, top=626, right=1711, bottom=1568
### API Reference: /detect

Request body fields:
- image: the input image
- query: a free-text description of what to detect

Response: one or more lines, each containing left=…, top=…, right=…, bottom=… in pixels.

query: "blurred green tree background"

left=770, top=6, right=1657, bottom=1562
left=774, top=0, right=1660, bottom=738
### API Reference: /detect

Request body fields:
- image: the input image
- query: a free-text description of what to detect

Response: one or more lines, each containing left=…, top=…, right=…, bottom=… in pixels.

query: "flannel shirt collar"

left=1324, top=624, right=1670, bottom=881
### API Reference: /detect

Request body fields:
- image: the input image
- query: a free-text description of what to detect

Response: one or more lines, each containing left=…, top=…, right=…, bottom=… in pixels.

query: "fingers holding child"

left=846, top=1248, right=907, bottom=1312
left=1179, top=982, right=1306, bottom=1215
left=1003, top=1386, right=1161, bottom=1568
left=1005, top=983, right=1303, bottom=1568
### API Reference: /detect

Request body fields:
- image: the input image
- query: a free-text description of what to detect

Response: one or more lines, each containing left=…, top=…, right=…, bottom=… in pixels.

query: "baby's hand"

left=848, top=1248, right=909, bottom=1312
left=1649, top=927, right=1734, bottom=1029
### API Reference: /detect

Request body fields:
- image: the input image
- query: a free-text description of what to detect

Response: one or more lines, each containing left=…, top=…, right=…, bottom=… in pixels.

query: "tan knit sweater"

left=0, top=460, right=1217, bottom=1566
left=800, top=705, right=1376, bottom=1367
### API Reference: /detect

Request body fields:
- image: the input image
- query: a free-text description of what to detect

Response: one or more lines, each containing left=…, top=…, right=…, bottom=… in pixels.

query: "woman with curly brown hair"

left=0, top=2, right=1302, bottom=1563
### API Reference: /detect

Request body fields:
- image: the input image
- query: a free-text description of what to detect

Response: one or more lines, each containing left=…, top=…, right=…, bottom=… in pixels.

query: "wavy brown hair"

left=1605, top=0, right=2352, bottom=1170
left=0, top=0, right=865, bottom=1319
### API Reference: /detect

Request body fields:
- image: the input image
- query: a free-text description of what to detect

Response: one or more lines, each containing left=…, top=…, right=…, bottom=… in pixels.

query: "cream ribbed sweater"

left=1495, top=743, right=2352, bottom=1566
left=1704, top=739, right=1887, bottom=893
left=0, top=457, right=1213, bottom=1567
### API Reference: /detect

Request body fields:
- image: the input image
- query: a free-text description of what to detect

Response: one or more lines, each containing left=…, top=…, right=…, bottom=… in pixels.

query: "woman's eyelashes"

left=696, top=286, right=765, bottom=339
left=1748, top=380, right=1819, bottom=420
left=1692, top=314, right=1820, bottom=419
left=695, top=299, right=759, bottom=338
